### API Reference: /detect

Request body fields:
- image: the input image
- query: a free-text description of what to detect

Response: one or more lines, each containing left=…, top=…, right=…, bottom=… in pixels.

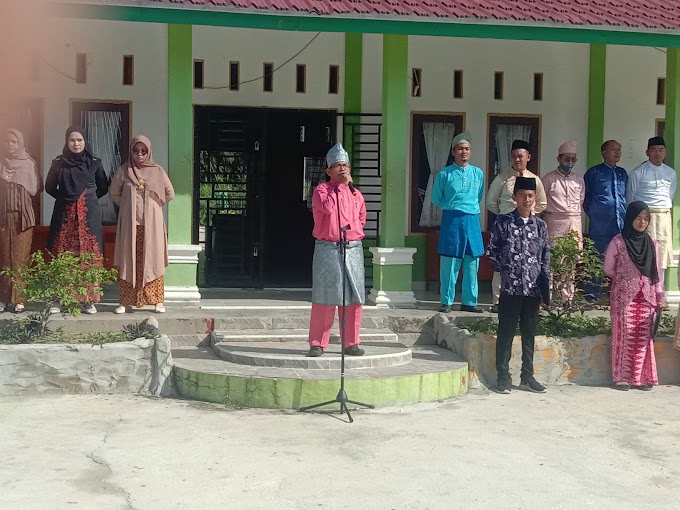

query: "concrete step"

left=213, top=315, right=390, bottom=331
left=172, top=345, right=469, bottom=409
left=213, top=328, right=399, bottom=343
left=212, top=340, right=412, bottom=370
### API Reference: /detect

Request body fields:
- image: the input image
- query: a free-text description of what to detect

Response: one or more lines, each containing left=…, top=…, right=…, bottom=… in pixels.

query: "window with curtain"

left=410, top=113, right=464, bottom=233
left=486, top=114, right=541, bottom=230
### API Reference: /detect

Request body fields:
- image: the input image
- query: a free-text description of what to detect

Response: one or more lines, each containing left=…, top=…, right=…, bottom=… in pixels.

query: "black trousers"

left=495, top=294, right=540, bottom=382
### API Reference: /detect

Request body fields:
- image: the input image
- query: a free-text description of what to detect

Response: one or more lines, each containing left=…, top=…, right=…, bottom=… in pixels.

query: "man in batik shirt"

left=486, top=176, right=550, bottom=395
left=486, top=139, right=547, bottom=313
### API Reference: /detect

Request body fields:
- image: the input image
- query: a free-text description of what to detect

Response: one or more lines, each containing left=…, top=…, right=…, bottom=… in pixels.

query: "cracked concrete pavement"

left=2, top=385, right=680, bottom=509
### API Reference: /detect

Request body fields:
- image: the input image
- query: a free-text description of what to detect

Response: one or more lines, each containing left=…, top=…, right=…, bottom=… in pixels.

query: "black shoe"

left=634, top=384, right=653, bottom=391
left=490, top=304, right=499, bottom=314
left=460, top=305, right=483, bottom=313
left=344, top=345, right=365, bottom=356
left=519, top=376, right=547, bottom=393
left=307, top=346, right=324, bottom=357
left=496, top=379, right=512, bottom=394
left=438, top=305, right=452, bottom=313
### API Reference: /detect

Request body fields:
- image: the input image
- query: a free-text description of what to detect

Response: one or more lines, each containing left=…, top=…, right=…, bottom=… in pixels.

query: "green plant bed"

left=457, top=312, right=676, bottom=338
left=0, top=317, right=160, bottom=345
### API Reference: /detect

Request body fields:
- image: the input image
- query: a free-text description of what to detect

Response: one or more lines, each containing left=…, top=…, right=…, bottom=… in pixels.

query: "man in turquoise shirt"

left=432, top=132, right=485, bottom=313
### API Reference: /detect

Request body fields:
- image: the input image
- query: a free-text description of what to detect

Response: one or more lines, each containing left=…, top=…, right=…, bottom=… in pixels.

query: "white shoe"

left=154, top=303, right=166, bottom=314
left=13, top=304, right=25, bottom=313
left=49, top=303, right=61, bottom=315
left=114, top=305, right=126, bottom=314
left=84, top=303, right=97, bottom=315
left=0, top=302, right=5, bottom=312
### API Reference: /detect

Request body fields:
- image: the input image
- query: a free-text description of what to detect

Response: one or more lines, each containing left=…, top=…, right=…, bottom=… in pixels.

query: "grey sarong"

left=312, top=239, right=365, bottom=306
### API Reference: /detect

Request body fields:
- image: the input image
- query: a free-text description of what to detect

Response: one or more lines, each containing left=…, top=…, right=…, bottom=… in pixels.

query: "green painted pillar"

left=667, top=48, right=680, bottom=294
left=165, top=24, right=201, bottom=303
left=587, top=44, right=606, bottom=169
left=368, top=34, right=416, bottom=308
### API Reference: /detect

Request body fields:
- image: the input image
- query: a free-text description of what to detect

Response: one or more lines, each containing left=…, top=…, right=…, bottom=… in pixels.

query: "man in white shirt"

left=486, top=139, right=547, bottom=313
left=627, top=136, right=676, bottom=278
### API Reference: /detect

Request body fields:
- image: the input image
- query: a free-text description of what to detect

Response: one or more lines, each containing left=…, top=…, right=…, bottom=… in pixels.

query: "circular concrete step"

left=172, top=345, right=468, bottom=409
left=213, top=341, right=411, bottom=369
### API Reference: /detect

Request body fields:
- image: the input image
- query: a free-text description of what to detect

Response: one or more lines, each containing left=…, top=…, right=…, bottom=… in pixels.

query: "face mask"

left=560, top=164, right=573, bottom=173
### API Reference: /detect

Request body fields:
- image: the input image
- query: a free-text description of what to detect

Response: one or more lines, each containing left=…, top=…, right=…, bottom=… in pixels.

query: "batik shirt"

left=486, top=209, right=551, bottom=298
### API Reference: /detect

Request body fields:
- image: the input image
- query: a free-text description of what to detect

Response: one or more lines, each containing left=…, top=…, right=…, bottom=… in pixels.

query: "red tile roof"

left=138, top=0, right=680, bottom=30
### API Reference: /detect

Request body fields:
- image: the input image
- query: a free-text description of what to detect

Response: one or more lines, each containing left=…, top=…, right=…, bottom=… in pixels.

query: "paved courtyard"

left=2, top=385, right=680, bottom=509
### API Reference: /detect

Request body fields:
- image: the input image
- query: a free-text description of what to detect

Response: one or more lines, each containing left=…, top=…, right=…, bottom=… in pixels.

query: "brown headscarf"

left=126, top=135, right=170, bottom=205
left=1, top=128, right=38, bottom=195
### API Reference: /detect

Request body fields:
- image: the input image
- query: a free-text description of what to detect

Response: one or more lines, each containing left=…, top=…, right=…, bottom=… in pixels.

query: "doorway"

left=194, top=106, right=335, bottom=288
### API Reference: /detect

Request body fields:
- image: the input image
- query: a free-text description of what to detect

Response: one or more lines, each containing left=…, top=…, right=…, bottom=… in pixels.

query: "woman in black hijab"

left=604, top=201, right=664, bottom=391
left=45, top=126, right=109, bottom=314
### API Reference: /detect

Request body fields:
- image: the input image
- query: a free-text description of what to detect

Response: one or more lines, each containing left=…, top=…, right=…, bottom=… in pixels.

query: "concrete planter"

left=0, top=335, right=174, bottom=397
left=433, top=314, right=680, bottom=388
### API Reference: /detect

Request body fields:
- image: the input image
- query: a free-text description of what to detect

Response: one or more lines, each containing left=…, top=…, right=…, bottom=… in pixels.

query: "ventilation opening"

left=263, top=62, right=273, bottom=92
left=193, top=60, right=204, bottom=89
left=329, top=65, right=339, bottom=94
left=229, top=61, right=240, bottom=91
left=296, top=64, right=306, bottom=93
left=453, top=69, right=463, bottom=99
left=494, top=71, right=504, bottom=100
left=31, top=52, right=40, bottom=82
left=533, top=73, right=543, bottom=101
left=657, top=78, right=666, bottom=106
left=75, top=53, right=87, bottom=84
left=123, top=55, right=134, bottom=86
left=411, top=68, right=422, bottom=97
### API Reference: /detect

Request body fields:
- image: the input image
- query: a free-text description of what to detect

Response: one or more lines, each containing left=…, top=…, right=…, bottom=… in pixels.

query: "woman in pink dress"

left=604, top=201, right=665, bottom=391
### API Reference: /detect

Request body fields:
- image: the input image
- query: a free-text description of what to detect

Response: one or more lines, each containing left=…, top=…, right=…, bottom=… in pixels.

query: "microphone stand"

left=300, top=184, right=373, bottom=423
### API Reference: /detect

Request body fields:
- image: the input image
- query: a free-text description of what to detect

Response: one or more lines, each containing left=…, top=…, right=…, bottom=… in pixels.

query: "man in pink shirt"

left=541, top=140, right=585, bottom=242
left=307, top=143, right=367, bottom=357
left=541, top=140, right=585, bottom=302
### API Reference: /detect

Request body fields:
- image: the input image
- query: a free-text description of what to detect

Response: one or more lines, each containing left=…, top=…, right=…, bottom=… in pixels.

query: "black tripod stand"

left=300, top=186, right=373, bottom=423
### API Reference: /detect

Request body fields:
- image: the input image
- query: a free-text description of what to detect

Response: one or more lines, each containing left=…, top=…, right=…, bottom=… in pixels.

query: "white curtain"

left=419, top=122, right=456, bottom=227
left=494, top=124, right=531, bottom=177
left=80, top=110, right=122, bottom=225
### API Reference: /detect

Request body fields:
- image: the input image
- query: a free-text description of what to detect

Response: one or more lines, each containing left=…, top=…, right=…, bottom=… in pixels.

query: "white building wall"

left=21, top=20, right=668, bottom=233
left=28, top=18, right=168, bottom=224
left=193, top=27, right=345, bottom=110
left=363, top=36, right=592, bottom=232
left=604, top=45, right=667, bottom=172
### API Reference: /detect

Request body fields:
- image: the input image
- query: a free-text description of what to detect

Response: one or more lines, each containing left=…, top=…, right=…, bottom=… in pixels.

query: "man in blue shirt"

left=486, top=176, right=550, bottom=394
left=432, top=132, right=485, bottom=313
left=583, top=140, right=627, bottom=302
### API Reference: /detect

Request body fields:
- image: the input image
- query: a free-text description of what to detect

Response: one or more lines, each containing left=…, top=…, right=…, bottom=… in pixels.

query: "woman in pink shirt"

left=307, top=143, right=367, bottom=358
left=604, top=201, right=664, bottom=391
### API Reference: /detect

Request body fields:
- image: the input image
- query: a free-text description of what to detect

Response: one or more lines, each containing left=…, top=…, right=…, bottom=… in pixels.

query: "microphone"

left=348, top=182, right=357, bottom=195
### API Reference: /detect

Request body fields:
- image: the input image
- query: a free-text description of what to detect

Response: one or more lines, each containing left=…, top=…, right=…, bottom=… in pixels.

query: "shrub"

left=548, top=231, right=607, bottom=318
left=1, top=251, right=118, bottom=340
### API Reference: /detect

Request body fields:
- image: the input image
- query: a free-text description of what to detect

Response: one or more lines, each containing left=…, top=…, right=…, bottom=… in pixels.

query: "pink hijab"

left=1, top=128, right=38, bottom=195
left=126, top=135, right=170, bottom=205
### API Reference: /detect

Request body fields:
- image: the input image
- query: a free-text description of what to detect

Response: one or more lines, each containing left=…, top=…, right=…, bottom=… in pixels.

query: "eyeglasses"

left=132, top=148, right=148, bottom=155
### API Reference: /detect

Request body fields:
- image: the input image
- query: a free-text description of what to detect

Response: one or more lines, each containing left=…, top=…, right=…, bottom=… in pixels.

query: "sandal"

left=613, top=382, right=630, bottom=391
left=154, top=303, right=166, bottom=314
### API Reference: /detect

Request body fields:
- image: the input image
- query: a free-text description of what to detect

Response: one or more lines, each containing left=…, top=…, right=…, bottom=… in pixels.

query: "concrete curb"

left=433, top=313, right=680, bottom=388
